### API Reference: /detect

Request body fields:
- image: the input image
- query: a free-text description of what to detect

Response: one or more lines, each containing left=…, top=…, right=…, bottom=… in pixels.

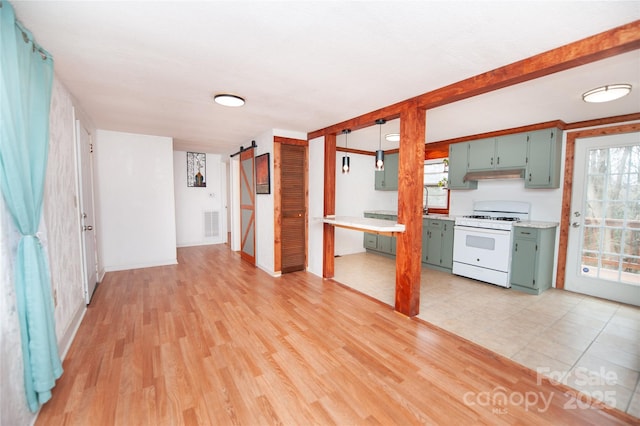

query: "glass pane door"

left=566, top=131, right=639, bottom=306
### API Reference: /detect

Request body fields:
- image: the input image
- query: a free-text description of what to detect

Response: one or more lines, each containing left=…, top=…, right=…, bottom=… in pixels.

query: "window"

left=424, top=158, right=449, bottom=210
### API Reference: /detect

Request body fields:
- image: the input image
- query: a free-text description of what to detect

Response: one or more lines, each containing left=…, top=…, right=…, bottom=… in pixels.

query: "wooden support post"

left=395, top=102, right=425, bottom=317
left=323, top=133, right=336, bottom=278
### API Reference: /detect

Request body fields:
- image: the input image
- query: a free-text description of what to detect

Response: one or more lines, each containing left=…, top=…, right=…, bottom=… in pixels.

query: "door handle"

left=571, top=222, right=580, bottom=228
left=84, top=225, right=93, bottom=231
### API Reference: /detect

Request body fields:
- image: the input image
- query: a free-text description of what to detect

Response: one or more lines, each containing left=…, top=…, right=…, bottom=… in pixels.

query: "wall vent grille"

left=204, top=210, right=219, bottom=238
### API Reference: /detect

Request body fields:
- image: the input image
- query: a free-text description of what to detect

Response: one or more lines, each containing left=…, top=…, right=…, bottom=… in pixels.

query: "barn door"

left=240, top=148, right=255, bottom=264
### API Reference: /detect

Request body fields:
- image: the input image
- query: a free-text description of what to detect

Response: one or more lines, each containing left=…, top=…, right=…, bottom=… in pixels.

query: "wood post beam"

left=394, top=102, right=425, bottom=317
left=323, top=133, right=336, bottom=278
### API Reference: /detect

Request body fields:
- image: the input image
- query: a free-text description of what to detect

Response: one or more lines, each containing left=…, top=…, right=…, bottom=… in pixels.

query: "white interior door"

left=565, top=131, right=640, bottom=306
left=76, top=120, right=98, bottom=304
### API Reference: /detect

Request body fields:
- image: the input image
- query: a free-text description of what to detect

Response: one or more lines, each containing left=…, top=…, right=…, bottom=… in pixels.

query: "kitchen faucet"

left=423, top=185, right=429, bottom=214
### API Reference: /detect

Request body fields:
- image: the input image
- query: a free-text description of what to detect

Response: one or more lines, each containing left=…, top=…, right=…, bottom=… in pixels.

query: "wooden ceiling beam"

left=307, top=20, right=640, bottom=140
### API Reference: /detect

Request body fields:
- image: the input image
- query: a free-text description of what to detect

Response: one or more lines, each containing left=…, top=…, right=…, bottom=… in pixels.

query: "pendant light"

left=375, top=119, right=385, bottom=171
left=342, top=129, right=351, bottom=174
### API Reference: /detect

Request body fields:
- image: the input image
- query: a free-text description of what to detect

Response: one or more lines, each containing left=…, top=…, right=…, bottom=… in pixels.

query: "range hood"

left=463, top=168, right=525, bottom=182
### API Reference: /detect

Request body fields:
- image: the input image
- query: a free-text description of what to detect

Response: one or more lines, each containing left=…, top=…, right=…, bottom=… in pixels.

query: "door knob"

left=573, top=211, right=581, bottom=217
left=571, top=222, right=580, bottom=228
left=84, top=225, right=93, bottom=231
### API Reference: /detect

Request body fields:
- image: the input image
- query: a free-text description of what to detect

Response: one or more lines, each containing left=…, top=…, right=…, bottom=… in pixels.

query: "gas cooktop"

left=463, top=215, right=521, bottom=222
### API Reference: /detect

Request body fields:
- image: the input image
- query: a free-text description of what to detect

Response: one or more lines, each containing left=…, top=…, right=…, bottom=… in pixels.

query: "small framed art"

left=187, top=152, right=206, bottom=187
left=255, top=153, right=270, bottom=194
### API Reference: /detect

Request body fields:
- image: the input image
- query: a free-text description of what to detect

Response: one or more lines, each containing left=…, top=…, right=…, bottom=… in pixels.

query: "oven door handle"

left=454, top=225, right=511, bottom=236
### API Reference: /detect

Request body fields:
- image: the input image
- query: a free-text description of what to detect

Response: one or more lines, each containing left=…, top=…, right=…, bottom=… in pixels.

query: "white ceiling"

left=11, top=1, right=640, bottom=154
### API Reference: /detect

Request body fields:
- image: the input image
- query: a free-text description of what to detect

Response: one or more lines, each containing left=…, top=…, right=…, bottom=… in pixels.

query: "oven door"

left=453, top=225, right=512, bottom=276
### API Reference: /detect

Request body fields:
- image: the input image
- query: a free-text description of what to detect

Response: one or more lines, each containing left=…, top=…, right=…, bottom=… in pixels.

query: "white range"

left=452, top=200, right=530, bottom=288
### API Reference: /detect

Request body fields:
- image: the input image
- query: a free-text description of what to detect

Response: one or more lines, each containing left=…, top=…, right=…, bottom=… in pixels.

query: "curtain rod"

left=229, top=140, right=257, bottom=158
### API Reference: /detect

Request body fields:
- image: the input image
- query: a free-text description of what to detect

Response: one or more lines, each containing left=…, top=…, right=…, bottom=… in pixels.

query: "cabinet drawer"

left=428, top=219, right=443, bottom=229
left=514, top=228, right=538, bottom=239
left=364, top=233, right=378, bottom=249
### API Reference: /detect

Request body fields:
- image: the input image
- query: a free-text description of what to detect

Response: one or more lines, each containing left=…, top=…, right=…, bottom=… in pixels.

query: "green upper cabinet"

left=375, top=152, right=399, bottom=191
left=468, top=134, right=528, bottom=171
left=467, top=137, right=496, bottom=171
left=525, top=128, right=562, bottom=188
left=447, top=142, right=477, bottom=189
left=496, top=133, right=528, bottom=169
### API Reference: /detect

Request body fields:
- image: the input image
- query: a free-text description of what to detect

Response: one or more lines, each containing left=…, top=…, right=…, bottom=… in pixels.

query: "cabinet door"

left=384, top=153, right=399, bottom=190
left=511, top=238, right=537, bottom=288
left=374, top=152, right=398, bottom=190
left=440, top=221, right=454, bottom=269
left=378, top=235, right=393, bottom=254
left=448, top=143, right=477, bottom=189
left=496, top=133, right=527, bottom=169
left=422, top=219, right=429, bottom=263
left=425, top=221, right=443, bottom=266
left=374, top=169, right=385, bottom=190
left=526, top=129, right=562, bottom=188
left=467, top=138, right=496, bottom=171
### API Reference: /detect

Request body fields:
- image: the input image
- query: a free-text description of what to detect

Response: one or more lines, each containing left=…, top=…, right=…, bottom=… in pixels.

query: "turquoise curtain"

left=0, top=1, right=62, bottom=412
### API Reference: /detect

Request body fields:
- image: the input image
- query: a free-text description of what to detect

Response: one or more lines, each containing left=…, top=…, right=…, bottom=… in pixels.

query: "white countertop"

left=423, top=214, right=455, bottom=220
left=515, top=221, right=559, bottom=229
left=321, top=215, right=405, bottom=236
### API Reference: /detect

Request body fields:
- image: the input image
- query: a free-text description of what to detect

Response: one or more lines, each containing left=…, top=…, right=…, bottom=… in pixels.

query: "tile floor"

left=334, top=252, right=640, bottom=417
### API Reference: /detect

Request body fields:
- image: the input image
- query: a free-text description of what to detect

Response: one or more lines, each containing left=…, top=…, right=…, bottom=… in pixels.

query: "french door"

left=565, top=130, right=639, bottom=305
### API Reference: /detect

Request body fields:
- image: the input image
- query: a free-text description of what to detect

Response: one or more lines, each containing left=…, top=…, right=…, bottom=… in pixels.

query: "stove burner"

left=464, top=215, right=492, bottom=219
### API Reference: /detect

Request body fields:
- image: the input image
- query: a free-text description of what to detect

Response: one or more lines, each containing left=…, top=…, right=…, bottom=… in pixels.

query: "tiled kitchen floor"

left=334, top=252, right=640, bottom=417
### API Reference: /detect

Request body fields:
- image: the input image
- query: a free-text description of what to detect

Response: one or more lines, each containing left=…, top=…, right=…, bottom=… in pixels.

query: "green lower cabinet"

left=363, top=213, right=397, bottom=257
left=510, top=226, right=557, bottom=294
left=377, top=234, right=396, bottom=255
left=364, top=233, right=378, bottom=250
left=422, top=218, right=454, bottom=272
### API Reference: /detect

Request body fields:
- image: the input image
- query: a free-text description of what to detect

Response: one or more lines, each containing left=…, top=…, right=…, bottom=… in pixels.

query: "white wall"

left=307, top=136, right=325, bottom=277
left=335, top=152, right=398, bottom=255
left=229, top=156, right=241, bottom=251
left=173, top=151, right=226, bottom=247
left=253, top=130, right=276, bottom=275
left=46, top=79, right=87, bottom=353
left=95, top=130, right=177, bottom=271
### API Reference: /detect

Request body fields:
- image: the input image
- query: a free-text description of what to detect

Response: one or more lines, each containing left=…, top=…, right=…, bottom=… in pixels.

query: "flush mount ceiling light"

left=213, top=94, right=245, bottom=107
left=375, top=119, right=386, bottom=171
left=582, top=84, right=632, bottom=103
left=342, top=129, right=351, bottom=174
left=385, top=133, right=400, bottom=142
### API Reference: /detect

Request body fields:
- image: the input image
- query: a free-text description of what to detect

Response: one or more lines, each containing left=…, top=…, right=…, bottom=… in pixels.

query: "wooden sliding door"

left=240, top=148, right=255, bottom=264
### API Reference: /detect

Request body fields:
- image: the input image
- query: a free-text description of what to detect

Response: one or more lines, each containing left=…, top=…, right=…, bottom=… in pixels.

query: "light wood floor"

left=335, top=252, right=640, bottom=416
left=37, top=245, right=637, bottom=425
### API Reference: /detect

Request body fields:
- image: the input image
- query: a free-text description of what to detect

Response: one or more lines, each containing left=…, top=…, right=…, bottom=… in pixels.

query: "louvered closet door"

left=281, top=144, right=306, bottom=273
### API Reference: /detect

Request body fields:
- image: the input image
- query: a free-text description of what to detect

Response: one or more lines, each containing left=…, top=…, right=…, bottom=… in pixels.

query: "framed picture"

left=187, top=152, right=206, bottom=187
left=255, top=153, right=270, bottom=194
